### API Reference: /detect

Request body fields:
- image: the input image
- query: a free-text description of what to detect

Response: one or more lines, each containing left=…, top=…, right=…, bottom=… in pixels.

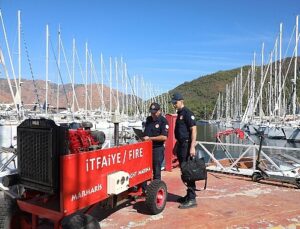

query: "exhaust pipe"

left=111, top=112, right=121, bottom=146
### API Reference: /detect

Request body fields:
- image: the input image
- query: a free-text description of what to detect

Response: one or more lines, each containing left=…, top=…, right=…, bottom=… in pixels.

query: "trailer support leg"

left=54, top=221, right=60, bottom=229
left=32, top=214, right=38, bottom=229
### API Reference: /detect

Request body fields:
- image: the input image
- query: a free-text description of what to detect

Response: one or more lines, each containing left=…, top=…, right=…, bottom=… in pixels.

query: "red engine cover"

left=68, top=128, right=99, bottom=154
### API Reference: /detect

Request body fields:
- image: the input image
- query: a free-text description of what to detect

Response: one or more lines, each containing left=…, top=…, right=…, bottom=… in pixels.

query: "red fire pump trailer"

left=0, top=119, right=167, bottom=228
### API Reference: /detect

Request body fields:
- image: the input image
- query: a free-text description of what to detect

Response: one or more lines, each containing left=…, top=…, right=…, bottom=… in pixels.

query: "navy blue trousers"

left=152, top=146, right=165, bottom=180
left=176, top=141, right=196, bottom=200
left=142, top=146, right=165, bottom=191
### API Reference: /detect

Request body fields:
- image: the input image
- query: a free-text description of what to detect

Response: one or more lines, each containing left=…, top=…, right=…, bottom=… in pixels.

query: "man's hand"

left=143, top=136, right=150, bottom=141
left=190, top=146, right=196, bottom=157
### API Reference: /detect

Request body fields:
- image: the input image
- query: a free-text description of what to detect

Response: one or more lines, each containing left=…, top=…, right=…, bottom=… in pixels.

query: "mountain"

left=0, top=78, right=131, bottom=112
left=168, top=57, right=300, bottom=119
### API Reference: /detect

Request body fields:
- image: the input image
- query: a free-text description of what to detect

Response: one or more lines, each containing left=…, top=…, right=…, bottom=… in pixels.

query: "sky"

left=0, top=0, right=299, bottom=96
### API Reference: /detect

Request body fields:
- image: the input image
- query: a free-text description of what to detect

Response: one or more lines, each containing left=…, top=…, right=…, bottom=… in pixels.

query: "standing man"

left=143, top=102, right=168, bottom=181
left=171, top=92, right=197, bottom=209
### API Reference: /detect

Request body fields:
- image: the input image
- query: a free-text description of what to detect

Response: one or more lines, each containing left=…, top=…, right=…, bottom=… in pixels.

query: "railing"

left=197, top=141, right=300, bottom=177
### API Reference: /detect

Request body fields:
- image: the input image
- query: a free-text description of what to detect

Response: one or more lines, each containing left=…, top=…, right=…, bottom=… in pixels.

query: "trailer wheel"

left=0, top=191, right=21, bottom=229
left=61, top=213, right=100, bottom=229
left=145, top=179, right=167, bottom=215
left=252, top=173, right=262, bottom=182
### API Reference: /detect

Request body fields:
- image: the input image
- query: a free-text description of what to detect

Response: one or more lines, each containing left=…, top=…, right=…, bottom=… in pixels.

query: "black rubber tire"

left=252, top=173, right=262, bottom=182
left=61, top=213, right=100, bottom=229
left=0, top=191, right=20, bottom=229
left=145, top=179, right=167, bottom=215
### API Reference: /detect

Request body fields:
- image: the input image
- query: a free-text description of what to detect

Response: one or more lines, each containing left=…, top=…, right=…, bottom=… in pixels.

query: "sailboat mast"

left=274, top=38, right=278, bottom=116
left=231, top=81, right=234, bottom=118
left=45, top=25, right=49, bottom=116
left=115, top=58, right=119, bottom=113
left=235, top=76, right=237, bottom=118
left=0, top=10, right=21, bottom=112
left=121, top=57, right=124, bottom=115
left=240, top=68, right=243, bottom=117
left=72, top=39, right=75, bottom=112
left=136, top=75, right=139, bottom=115
left=269, top=52, right=273, bottom=118
left=260, top=43, right=264, bottom=120
left=225, top=84, right=229, bottom=121
left=133, top=75, right=136, bottom=115
left=279, top=23, right=283, bottom=116
left=90, top=53, right=93, bottom=111
left=109, top=57, right=112, bottom=116
left=100, top=53, right=104, bottom=114
left=293, top=16, right=299, bottom=118
left=85, top=43, right=88, bottom=116
left=18, top=10, right=21, bottom=107
left=252, top=53, right=256, bottom=119
left=56, top=26, right=61, bottom=112
left=217, top=93, right=220, bottom=120
left=125, top=63, right=128, bottom=116
left=0, top=49, right=19, bottom=113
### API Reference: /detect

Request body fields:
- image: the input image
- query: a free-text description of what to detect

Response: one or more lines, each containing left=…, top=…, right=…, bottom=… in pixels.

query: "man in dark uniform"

left=171, top=92, right=197, bottom=209
left=143, top=102, right=169, bottom=181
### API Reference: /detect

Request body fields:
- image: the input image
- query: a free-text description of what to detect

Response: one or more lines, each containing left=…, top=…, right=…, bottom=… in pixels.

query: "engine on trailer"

left=68, top=121, right=106, bottom=154
left=2, top=119, right=106, bottom=194
left=1, top=118, right=167, bottom=229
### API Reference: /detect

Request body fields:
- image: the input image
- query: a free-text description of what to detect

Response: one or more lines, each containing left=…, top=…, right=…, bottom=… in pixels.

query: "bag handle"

left=183, top=177, right=207, bottom=191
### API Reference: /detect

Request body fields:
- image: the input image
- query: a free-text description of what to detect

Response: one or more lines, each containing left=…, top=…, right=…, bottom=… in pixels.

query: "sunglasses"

left=172, top=101, right=179, bottom=105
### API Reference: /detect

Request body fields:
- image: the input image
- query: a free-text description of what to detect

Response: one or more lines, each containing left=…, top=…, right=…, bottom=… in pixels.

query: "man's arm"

left=143, top=135, right=167, bottom=141
left=144, top=117, right=168, bottom=142
left=189, top=125, right=197, bottom=156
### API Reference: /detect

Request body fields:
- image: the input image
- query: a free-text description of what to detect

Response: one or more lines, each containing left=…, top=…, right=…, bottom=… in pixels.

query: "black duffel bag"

left=181, top=155, right=207, bottom=189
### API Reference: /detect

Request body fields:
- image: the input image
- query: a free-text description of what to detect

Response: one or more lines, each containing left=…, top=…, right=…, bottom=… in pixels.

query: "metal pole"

left=56, top=26, right=60, bottom=112
left=85, top=42, right=88, bottom=116
left=100, top=53, right=104, bottom=115
left=72, top=39, right=75, bottom=112
left=279, top=23, right=283, bottom=116
left=109, top=57, right=112, bottom=116
left=260, top=43, right=264, bottom=120
left=45, top=24, right=49, bottom=116
left=112, top=113, right=120, bottom=146
left=293, top=16, right=299, bottom=118
left=18, top=10, right=21, bottom=108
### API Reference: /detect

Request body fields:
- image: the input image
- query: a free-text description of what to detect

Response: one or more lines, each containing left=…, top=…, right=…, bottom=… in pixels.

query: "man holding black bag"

left=171, top=92, right=197, bottom=209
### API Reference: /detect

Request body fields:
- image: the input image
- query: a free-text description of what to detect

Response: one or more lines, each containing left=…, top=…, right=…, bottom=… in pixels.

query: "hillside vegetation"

left=168, top=57, right=300, bottom=119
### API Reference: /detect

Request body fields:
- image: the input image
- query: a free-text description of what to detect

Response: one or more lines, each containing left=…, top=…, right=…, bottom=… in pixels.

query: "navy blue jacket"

left=175, top=107, right=196, bottom=142
left=144, top=115, right=168, bottom=148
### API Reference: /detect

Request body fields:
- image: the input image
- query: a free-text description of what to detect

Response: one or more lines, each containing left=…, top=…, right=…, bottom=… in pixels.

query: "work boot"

left=178, top=199, right=197, bottom=209
left=177, top=195, right=188, bottom=203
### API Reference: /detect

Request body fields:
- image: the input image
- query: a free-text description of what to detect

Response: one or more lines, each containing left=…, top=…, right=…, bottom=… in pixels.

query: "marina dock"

left=99, top=169, right=300, bottom=229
